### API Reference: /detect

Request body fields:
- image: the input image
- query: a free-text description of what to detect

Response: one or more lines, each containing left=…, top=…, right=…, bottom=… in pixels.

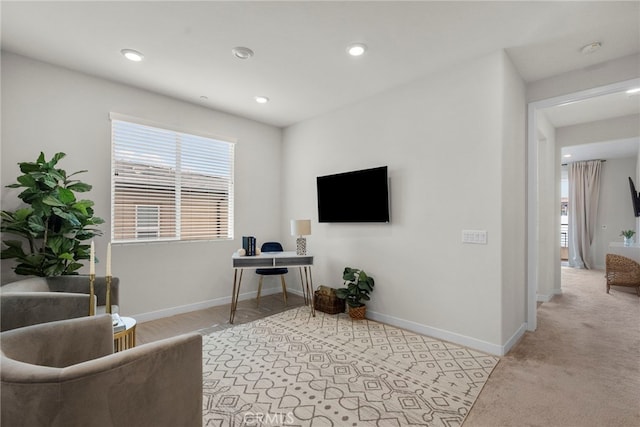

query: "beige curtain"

left=568, top=160, right=602, bottom=269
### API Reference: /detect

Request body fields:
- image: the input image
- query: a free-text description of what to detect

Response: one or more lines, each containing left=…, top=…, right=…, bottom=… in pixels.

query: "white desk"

left=608, top=242, right=640, bottom=263
left=230, top=251, right=314, bottom=323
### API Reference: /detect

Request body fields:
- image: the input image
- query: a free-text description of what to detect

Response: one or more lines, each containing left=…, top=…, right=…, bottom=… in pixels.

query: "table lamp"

left=291, top=219, right=311, bottom=255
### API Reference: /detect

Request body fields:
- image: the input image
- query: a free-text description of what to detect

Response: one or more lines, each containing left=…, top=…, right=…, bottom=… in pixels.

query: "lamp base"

left=296, top=237, right=307, bottom=255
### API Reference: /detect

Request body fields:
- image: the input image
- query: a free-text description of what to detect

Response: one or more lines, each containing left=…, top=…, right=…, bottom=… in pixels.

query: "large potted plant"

left=335, top=267, right=375, bottom=319
left=1, top=152, right=103, bottom=276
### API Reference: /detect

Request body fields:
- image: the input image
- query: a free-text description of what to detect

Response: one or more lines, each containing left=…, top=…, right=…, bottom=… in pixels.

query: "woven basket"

left=348, top=305, right=366, bottom=320
left=314, top=290, right=345, bottom=314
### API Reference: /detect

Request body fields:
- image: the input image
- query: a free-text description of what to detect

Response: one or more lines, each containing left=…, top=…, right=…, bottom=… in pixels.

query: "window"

left=135, top=205, right=160, bottom=239
left=111, top=115, right=234, bottom=243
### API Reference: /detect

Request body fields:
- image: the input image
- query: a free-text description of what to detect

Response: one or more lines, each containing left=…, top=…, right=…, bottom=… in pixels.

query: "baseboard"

left=501, top=322, right=527, bottom=355
left=537, top=293, right=553, bottom=302
left=133, top=288, right=523, bottom=356
left=132, top=286, right=282, bottom=323
left=366, top=310, right=516, bottom=356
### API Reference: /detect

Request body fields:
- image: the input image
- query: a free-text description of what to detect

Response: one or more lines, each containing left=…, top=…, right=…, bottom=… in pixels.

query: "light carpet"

left=202, top=307, right=499, bottom=426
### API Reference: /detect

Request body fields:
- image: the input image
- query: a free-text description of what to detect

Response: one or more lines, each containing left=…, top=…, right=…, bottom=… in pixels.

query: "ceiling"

left=1, top=1, right=639, bottom=128
left=543, top=90, right=640, bottom=129
left=545, top=87, right=640, bottom=163
left=561, top=137, right=639, bottom=164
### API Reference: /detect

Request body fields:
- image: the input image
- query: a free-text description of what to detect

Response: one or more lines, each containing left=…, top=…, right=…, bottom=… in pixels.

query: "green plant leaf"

left=13, top=208, right=33, bottom=221
left=64, top=262, right=83, bottom=274
left=24, top=253, right=45, bottom=266
left=47, top=236, right=64, bottom=255
left=52, top=208, right=81, bottom=227
left=66, top=182, right=92, bottom=192
left=66, top=170, right=88, bottom=179
left=19, top=162, right=41, bottom=173
left=358, top=282, right=372, bottom=291
left=16, top=174, right=36, bottom=188
left=50, top=152, right=66, bottom=165
left=15, top=265, right=42, bottom=276
left=2, top=240, right=24, bottom=249
left=42, top=176, right=58, bottom=189
left=42, top=195, right=66, bottom=207
left=1, top=243, right=26, bottom=259
left=49, top=170, right=65, bottom=183
left=335, top=288, right=348, bottom=299
left=57, top=188, right=76, bottom=204
left=58, top=252, right=75, bottom=261
left=27, top=215, right=45, bottom=233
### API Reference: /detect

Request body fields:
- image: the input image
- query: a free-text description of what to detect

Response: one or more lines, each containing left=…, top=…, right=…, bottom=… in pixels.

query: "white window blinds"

left=111, top=116, right=234, bottom=243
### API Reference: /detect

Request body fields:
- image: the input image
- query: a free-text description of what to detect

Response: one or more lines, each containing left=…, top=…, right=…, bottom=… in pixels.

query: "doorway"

left=527, top=77, right=640, bottom=331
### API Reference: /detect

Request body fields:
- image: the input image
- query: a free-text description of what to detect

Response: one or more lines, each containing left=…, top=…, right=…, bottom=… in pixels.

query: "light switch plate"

left=462, top=230, right=488, bottom=244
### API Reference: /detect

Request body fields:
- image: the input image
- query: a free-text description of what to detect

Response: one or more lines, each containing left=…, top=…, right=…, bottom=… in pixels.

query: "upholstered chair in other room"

left=0, top=276, right=120, bottom=331
left=255, top=241, right=288, bottom=306
left=1, top=314, right=203, bottom=427
left=605, top=254, right=640, bottom=296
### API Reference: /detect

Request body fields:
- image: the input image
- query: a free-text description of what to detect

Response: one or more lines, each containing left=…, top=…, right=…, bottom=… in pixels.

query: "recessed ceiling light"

left=563, top=154, right=572, bottom=158
left=626, top=87, right=640, bottom=95
left=580, top=41, right=602, bottom=55
left=254, top=96, right=269, bottom=104
left=232, top=47, right=254, bottom=60
left=347, top=43, right=367, bottom=57
left=121, top=49, right=144, bottom=62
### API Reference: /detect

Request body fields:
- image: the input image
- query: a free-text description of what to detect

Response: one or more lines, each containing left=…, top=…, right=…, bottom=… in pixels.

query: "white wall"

left=527, top=54, right=640, bottom=102
left=1, top=52, right=283, bottom=318
left=499, top=52, right=526, bottom=347
left=556, top=115, right=640, bottom=147
left=592, top=158, right=638, bottom=269
left=534, top=113, right=560, bottom=300
left=282, top=50, right=526, bottom=354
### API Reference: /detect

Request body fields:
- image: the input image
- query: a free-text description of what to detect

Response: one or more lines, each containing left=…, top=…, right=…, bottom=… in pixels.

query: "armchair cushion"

left=0, top=292, right=90, bottom=332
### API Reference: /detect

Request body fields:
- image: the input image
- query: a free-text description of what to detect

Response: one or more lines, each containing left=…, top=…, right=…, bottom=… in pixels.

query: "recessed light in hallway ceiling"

left=120, top=49, right=144, bottom=62
left=580, top=41, right=602, bottom=54
left=346, top=43, right=367, bottom=57
left=232, top=47, right=254, bottom=60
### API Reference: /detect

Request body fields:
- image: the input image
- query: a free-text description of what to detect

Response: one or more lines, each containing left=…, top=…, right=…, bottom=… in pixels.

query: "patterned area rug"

left=202, top=307, right=499, bottom=426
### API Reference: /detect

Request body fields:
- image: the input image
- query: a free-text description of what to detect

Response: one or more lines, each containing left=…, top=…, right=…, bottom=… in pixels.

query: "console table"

left=113, top=316, right=136, bottom=352
left=230, top=251, right=315, bottom=323
left=608, top=242, right=640, bottom=263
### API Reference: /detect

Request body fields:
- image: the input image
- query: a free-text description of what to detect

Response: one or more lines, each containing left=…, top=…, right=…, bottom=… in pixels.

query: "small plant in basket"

left=335, top=267, right=374, bottom=319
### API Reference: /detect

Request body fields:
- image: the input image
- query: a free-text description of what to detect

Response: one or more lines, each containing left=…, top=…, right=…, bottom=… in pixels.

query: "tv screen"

left=629, top=177, right=640, bottom=217
left=317, top=166, right=390, bottom=223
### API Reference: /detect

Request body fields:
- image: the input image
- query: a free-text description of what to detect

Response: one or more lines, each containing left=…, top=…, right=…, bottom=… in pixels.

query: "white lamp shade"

left=291, top=219, right=311, bottom=236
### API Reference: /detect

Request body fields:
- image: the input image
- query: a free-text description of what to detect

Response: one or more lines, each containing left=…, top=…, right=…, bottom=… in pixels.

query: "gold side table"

left=113, top=316, right=137, bottom=352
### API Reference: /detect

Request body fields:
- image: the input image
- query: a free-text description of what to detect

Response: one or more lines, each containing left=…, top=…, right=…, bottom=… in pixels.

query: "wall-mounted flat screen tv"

left=317, top=166, right=390, bottom=223
left=629, top=177, right=640, bottom=217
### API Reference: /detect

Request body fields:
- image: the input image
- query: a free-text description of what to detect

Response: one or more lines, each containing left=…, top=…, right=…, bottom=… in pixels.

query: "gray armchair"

left=1, top=314, right=203, bottom=427
left=0, top=276, right=120, bottom=331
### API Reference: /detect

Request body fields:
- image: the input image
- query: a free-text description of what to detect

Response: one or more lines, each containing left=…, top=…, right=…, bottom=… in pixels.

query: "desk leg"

left=302, top=266, right=315, bottom=317
left=230, top=268, right=244, bottom=324
left=299, top=267, right=308, bottom=305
